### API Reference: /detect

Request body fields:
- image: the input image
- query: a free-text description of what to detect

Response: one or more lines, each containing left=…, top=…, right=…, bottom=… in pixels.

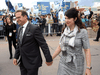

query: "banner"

left=37, top=2, right=41, bottom=11
left=37, top=2, right=50, bottom=15
left=34, top=5, right=38, bottom=9
left=5, top=0, right=15, bottom=12
left=54, top=1, right=59, bottom=5
left=18, top=3, right=23, bottom=8
left=0, top=11, right=3, bottom=16
left=0, top=20, right=3, bottom=26
left=50, top=2, right=55, bottom=13
left=18, top=3, right=23, bottom=10
left=62, top=2, right=70, bottom=13
left=84, top=10, right=90, bottom=15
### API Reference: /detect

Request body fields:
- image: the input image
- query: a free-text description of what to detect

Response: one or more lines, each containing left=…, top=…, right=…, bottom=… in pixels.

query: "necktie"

left=19, top=26, right=23, bottom=44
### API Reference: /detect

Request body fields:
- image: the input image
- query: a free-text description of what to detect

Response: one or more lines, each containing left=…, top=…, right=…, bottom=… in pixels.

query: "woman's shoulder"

left=80, top=28, right=87, bottom=34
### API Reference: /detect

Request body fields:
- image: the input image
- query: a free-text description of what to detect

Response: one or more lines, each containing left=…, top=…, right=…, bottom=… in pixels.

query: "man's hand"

left=13, top=59, right=18, bottom=65
left=46, top=61, right=53, bottom=66
left=5, top=37, right=7, bottom=42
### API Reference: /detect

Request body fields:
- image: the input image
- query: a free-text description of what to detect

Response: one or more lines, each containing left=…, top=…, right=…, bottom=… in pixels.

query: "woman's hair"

left=62, top=8, right=85, bottom=32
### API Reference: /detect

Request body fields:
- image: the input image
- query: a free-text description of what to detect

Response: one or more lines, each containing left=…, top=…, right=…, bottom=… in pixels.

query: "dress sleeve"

left=81, top=29, right=90, bottom=49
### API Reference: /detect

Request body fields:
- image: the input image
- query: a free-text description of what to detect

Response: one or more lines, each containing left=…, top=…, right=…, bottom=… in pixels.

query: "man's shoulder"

left=29, top=23, right=38, bottom=30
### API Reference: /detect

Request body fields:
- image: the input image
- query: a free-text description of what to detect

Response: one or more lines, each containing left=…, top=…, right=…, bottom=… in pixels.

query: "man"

left=45, top=14, right=53, bottom=36
left=88, top=8, right=93, bottom=19
left=39, top=15, right=46, bottom=33
left=13, top=10, right=53, bottom=75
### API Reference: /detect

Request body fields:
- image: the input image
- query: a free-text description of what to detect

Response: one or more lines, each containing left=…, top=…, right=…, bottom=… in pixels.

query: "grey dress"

left=57, top=29, right=90, bottom=75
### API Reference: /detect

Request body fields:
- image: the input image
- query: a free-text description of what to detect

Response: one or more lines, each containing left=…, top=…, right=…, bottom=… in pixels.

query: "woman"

left=52, top=8, right=91, bottom=75
left=5, top=17, right=16, bottom=59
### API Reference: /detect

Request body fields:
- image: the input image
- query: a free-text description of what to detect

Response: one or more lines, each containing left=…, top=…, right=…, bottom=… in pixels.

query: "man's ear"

left=24, top=15, right=28, bottom=19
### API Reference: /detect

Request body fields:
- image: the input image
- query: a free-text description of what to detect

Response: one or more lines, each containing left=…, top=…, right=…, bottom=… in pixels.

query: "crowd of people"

left=1, top=7, right=100, bottom=38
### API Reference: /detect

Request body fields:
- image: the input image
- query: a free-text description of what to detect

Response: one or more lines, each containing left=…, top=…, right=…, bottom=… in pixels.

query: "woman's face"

left=65, top=16, right=76, bottom=27
left=81, top=15, right=85, bottom=18
left=7, top=17, right=11, bottom=24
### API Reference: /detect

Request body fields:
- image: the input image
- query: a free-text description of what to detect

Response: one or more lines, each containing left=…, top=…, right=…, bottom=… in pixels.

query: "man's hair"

left=15, top=10, right=28, bottom=17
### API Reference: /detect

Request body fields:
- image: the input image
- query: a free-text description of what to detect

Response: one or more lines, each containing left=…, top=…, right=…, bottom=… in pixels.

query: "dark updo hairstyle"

left=62, top=8, right=85, bottom=32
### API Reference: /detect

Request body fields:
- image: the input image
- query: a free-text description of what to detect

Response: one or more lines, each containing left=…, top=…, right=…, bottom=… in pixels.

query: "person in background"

left=10, top=12, right=14, bottom=22
left=31, top=17, right=38, bottom=25
left=52, top=15, right=58, bottom=35
left=81, top=15, right=87, bottom=28
left=93, top=19, right=100, bottom=41
left=39, top=15, right=46, bottom=33
left=88, top=8, right=93, bottom=19
left=88, top=8, right=93, bottom=27
left=43, top=15, right=46, bottom=34
left=52, top=8, right=91, bottom=75
left=45, top=14, right=53, bottom=36
left=5, top=17, right=16, bottom=59
left=13, top=17, right=17, bottom=24
left=85, top=15, right=89, bottom=27
left=96, top=13, right=100, bottom=22
left=3, top=17, right=7, bottom=37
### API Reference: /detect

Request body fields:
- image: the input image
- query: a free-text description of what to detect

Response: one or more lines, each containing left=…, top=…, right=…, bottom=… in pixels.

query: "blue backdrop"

left=37, top=2, right=50, bottom=15
left=62, top=2, right=70, bottom=13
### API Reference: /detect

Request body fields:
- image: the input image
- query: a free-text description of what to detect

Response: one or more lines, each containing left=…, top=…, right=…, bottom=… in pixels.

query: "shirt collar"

left=23, top=21, right=29, bottom=28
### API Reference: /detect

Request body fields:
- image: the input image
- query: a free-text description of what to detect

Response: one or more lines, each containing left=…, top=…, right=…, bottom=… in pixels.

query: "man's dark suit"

left=14, top=22, right=52, bottom=74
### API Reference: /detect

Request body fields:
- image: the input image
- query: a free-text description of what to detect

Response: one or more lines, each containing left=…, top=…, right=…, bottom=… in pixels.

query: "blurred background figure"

left=39, top=15, right=46, bottom=33
left=93, top=19, right=100, bottom=41
left=31, top=17, right=38, bottom=25
left=52, top=14, right=58, bottom=35
left=5, top=17, right=16, bottom=59
left=45, top=14, right=53, bottom=36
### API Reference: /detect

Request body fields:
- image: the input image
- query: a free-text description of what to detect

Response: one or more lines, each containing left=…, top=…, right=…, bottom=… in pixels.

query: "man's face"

left=48, top=15, right=51, bottom=18
left=15, top=12, right=27, bottom=26
left=41, top=16, right=43, bottom=19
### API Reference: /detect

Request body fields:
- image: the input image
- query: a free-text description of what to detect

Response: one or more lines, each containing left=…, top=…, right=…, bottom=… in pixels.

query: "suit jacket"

left=14, top=22, right=52, bottom=69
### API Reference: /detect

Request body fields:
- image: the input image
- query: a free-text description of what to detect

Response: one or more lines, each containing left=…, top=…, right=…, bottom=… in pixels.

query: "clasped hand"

left=46, top=61, right=53, bottom=66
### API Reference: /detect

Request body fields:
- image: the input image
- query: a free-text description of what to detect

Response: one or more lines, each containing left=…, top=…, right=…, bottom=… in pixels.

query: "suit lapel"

left=22, top=22, right=30, bottom=44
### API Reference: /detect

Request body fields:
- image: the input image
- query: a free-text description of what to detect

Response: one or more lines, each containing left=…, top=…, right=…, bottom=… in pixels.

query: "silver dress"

left=57, top=29, right=90, bottom=75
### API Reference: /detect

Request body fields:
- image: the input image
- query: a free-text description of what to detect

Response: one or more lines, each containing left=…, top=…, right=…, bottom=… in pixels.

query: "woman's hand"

left=5, top=37, right=7, bottom=42
left=85, top=69, right=91, bottom=75
left=13, top=30, right=16, bottom=33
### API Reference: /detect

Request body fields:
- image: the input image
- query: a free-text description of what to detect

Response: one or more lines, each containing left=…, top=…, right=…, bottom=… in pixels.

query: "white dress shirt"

left=22, top=21, right=29, bottom=36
